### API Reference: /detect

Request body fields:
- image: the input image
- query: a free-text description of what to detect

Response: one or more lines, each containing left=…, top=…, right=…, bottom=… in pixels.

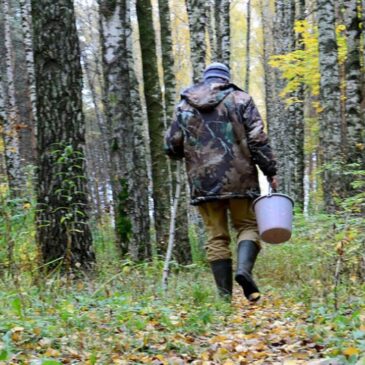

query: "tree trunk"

left=2, top=0, right=23, bottom=196
left=32, top=0, right=95, bottom=270
left=100, top=0, right=151, bottom=260
left=343, top=0, right=365, bottom=169
left=317, top=0, right=345, bottom=211
left=185, top=0, right=208, bottom=82
left=19, top=0, right=37, bottom=125
left=292, top=0, right=305, bottom=208
left=260, top=0, right=275, bottom=135
left=0, top=72, right=7, bottom=184
left=215, top=0, right=230, bottom=65
left=245, top=0, right=251, bottom=92
left=208, top=0, right=217, bottom=61
left=136, top=0, right=170, bottom=256
left=158, top=0, right=192, bottom=264
left=271, top=0, right=296, bottom=196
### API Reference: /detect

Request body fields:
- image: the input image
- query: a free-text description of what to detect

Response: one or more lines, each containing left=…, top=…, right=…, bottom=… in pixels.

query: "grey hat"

left=203, top=62, right=230, bottom=82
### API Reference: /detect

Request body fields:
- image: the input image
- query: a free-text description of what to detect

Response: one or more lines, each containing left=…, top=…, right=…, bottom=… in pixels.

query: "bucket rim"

left=252, top=193, right=294, bottom=209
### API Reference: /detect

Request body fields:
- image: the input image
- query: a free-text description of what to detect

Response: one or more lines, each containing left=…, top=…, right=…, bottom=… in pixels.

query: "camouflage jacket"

left=164, top=80, right=277, bottom=205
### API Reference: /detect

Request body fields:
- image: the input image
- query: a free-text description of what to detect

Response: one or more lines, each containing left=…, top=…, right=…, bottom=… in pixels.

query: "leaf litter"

left=0, top=286, right=338, bottom=365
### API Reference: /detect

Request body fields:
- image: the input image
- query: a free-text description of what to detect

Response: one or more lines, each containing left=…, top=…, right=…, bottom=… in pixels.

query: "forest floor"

left=1, top=213, right=365, bottom=364
left=1, top=272, right=364, bottom=365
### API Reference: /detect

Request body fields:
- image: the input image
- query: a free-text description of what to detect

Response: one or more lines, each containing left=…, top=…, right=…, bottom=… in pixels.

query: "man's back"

left=165, top=79, right=276, bottom=205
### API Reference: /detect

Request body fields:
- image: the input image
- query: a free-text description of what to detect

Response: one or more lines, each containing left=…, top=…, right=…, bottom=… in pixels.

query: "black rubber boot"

left=235, top=240, right=261, bottom=302
left=210, top=259, right=233, bottom=300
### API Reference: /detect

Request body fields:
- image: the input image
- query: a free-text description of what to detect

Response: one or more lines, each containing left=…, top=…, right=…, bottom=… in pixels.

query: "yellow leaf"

left=211, top=335, right=227, bottom=343
left=44, top=347, right=61, bottom=357
left=200, top=351, right=211, bottom=360
left=33, top=327, right=42, bottom=336
left=343, top=347, right=360, bottom=356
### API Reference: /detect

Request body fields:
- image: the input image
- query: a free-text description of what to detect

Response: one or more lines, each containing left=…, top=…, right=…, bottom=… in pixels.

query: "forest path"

left=190, top=290, right=329, bottom=365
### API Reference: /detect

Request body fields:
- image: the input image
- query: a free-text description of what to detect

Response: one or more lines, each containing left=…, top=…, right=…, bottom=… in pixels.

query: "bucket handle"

left=268, top=183, right=272, bottom=196
left=268, top=182, right=277, bottom=196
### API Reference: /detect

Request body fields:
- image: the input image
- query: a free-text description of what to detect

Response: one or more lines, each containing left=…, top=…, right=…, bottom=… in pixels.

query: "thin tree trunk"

left=344, top=0, right=365, bottom=169
left=32, top=0, right=95, bottom=270
left=162, top=161, right=182, bottom=290
left=317, top=0, right=345, bottom=212
left=158, top=0, right=192, bottom=264
left=215, top=0, right=230, bottom=65
left=0, top=72, right=8, bottom=184
left=208, top=0, right=217, bottom=61
left=2, top=0, right=23, bottom=196
left=292, top=0, right=305, bottom=208
left=185, top=0, right=208, bottom=83
left=260, top=0, right=275, bottom=134
left=19, top=0, right=37, bottom=124
left=136, top=0, right=170, bottom=256
left=245, top=0, right=251, bottom=92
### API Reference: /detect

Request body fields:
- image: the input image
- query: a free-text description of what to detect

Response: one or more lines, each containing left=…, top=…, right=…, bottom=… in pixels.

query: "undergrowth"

left=0, top=200, right=364, bottom=364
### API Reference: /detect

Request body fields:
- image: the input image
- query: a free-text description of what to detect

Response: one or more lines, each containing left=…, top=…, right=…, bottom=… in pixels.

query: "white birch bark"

left=186, top=0, right=208, bottom=82
left=0, top=73, right=7, bottom=182
left=100, top=0, right=150, bottom=259
left=208, top=0, right=217, bottom=61
left=215, top=0, right=230, bottom=65
left=162, top=161, right=181, bottom=291
left=245, top=0, right=251, bottom=92
left=2, top=0, right=23, bottom=195
left=19, top=0, right=37, bottom=124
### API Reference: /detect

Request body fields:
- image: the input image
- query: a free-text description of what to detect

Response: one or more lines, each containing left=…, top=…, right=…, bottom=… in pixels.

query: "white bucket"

left=253, top=191, right=294, bottom=244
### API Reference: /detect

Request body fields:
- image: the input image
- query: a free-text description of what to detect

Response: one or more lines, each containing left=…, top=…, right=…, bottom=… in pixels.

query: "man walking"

left=165, top=63, right=278, bottom=301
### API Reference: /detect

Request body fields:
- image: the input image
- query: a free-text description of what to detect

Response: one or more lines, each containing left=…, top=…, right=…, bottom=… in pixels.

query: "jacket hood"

left=181, top=81, right=242, bottom=111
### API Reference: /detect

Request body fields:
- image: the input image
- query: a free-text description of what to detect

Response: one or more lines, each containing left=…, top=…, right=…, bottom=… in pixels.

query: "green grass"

left=0, top=203, right=364, bottom=364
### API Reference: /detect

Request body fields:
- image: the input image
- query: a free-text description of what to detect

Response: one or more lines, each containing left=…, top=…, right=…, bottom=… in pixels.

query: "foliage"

left=341, top=166, right=365, bottom=214
left=0, top=168, right=36, bottom=273
left=269, top=20, right=347, bottom=109
left=0, top=201, right=365, bottom=363
left=47, top=143, right=90, bottom=268
left=0, top=261, right=233, bottom=364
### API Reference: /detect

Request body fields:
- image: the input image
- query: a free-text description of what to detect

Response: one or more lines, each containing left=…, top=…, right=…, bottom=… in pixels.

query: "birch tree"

left=215, top=0, right=230, bottom=65
left=343, top=0, right=364, bottom=169
left=208, top=0, right=217, bottom=61
left=317, top=0, right=344, bottom=211
left=32, top=0, right=95, bottom=269
left=136, top=0, right=170, bottom=255
left=271, top=0, right=296, bottom=195
left=100, top=0, right=150, bottom=260
left=293, top=0, right=305, bottom=207
left=158, top=0, right=192, bottom=263
left=260, top=0, right=275, bottom=136
left=19, top=0, right=37, bottom=122
left=0, top=73, right=7, bottom=183
left=185, top=0, right=208, bottom=82
left=1, top=0, right=23, bottom=196
left=245, top=0, right=251, bottom=92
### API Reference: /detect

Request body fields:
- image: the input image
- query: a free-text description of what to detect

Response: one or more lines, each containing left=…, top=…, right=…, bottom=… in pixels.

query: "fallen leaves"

left=1, top=282, right=363, bottom=365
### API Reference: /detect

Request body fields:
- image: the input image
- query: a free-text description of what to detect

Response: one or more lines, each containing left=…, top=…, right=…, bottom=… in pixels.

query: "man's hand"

left=267, top=175, right=278, bottom=191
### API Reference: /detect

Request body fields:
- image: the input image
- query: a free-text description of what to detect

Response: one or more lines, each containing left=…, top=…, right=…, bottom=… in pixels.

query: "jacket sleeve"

left=241, top=97, right=277, bottom=177
left=164, top=107, right=184, bottom=160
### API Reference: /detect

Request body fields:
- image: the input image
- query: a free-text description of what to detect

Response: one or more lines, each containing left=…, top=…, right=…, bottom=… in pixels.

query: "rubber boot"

left=210, top=259, right=232, bottom=300
left=235, top=240, right=261, bottom=302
